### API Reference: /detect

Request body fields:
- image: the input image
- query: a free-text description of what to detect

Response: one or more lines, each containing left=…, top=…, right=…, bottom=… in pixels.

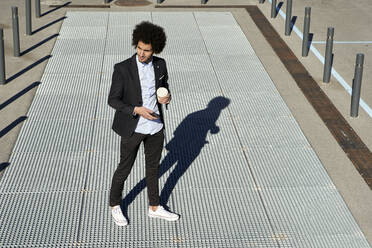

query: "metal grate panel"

left=159, top=139, right=257, bottom=190
left=78, top=191, right=178, bottom=246
left=51, top=39, right=106, bottom=55
left=38, top=73, right=101, bottom=96
left=85, top=151, right=119, bottom=191
left=260, top=187, right=371, bottom=248
left=0, top=152, right=89, bottom=193
left=105, top=38, right=135, bottom=55
left=225, top=91, right=293, bottom=119
left=167, top=71, right=221, bottom=94
left=106, top=26, right=135, bottom=40
left=160, top=93, right=230, bottom=123
left=161, top=25, right=202, bottom=40
left=102, top=54, right=132, bottom=75
left=0, top=192, right=82, bottom=246
left=245, top=146, right=334, bottom=188
left=59, top=26, right=107, bottom=39
left=96, top=91, right=115, bottom=120
left=198, top=25, right=250, bottom=40
left=215, top=71, right=279, bottom=93
left=90, top=119, right=120, bottom=152
left=100, top=74, right=112, bottom=86
left=162, top=38, right=207, bottom=55
left=162, top=54, right=214, bottom=72
left=27, top=94, right=97, bottom=120
left=64, top=11, right=108, bottom=26
left=210, top=54, right=262, bottom=72
left=152, top=12, right=198, bottom=27
left=172, top=188, right=278, bottom=247
left=203, top=37, right=256, bottom=55
left=108, top=12, right=151, bottom=26
left=194, top=12, right=238, bottom=26
left=44, top=54, right=104, bottom=74
left=78, top=241, right=179, bottom=248
left=12, top=119, right=94, bottom=153
left=233, top=116, right=311, bottom=148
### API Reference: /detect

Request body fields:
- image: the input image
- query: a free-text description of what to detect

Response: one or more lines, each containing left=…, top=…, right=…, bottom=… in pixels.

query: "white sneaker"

left=148, top=206, right=179, bottom=221
left=111, top=205, right=128, bottom=226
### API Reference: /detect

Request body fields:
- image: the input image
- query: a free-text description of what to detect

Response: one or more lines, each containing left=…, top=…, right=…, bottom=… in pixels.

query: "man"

left=108, top=21, right=179, bottom=226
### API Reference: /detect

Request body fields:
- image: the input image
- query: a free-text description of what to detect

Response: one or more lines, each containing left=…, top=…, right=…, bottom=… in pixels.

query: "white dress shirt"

left=134, top=55, right=163, bottom=135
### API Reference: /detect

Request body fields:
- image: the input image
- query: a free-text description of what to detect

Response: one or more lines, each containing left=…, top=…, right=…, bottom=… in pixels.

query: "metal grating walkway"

left=0, top=11, right=370, bottom=248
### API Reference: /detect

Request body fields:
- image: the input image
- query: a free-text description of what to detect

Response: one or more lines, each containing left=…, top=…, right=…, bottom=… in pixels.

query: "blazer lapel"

left=130, top=54, right=142, bottom=101
left=153, top=57, right=161, bottom=89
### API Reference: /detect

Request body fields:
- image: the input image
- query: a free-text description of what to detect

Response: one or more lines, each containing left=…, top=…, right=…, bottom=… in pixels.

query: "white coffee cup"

left=156, top=87, right=168, bottom=101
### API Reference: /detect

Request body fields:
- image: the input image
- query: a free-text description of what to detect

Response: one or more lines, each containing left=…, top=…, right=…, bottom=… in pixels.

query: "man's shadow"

left=121, top=96, right=230, bottom=219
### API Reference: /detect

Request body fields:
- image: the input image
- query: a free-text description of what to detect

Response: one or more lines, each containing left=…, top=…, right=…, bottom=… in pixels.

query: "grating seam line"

left=150, top=11, right=181, bottom=248
left=75, top=11, right=110, bottom=244
left=193, top=11, right=282, bottom=248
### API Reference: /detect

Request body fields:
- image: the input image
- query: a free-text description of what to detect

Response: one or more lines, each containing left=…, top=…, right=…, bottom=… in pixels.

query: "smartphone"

left=150, top=112, right=160, bottom=118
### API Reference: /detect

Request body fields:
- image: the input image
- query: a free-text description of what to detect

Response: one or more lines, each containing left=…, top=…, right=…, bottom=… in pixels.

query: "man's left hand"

left=158, top=94, right=171, bottom=104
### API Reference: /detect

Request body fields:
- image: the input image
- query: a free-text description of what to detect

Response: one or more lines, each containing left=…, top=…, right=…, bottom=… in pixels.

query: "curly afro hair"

left=132, top=21, right=167, bottom=54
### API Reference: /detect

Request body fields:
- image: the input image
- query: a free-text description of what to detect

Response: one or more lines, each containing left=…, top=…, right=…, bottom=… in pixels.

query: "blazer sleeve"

left=108, top=64, right=134, bottom=115
left=163, top=60, right=170, bottom=93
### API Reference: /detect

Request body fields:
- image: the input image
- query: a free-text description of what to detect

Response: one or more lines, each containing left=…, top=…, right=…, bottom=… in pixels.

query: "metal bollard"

left=201, top=0, right=207, bottom=4
left=104, top=0, right=109, bottom=3
left=35, top=0, right=41, bottom=18
left=323, top=27, right=334, bottom=83
left=350, top=54, right=364, bottom=117
left=271, top=0, right=277, bottom=18
left=302, top=7, right=311, bottom=57
left=157, top=0, right=162, bottom=3
left=285, top=0, right=292, bottom=35
left=12, top=6, right=21, bottom=57
left=0, top=28, right=5, bottom=84
left=259, top=0, right=264, bottom=3
left=26, top=0, right=32, bottom=35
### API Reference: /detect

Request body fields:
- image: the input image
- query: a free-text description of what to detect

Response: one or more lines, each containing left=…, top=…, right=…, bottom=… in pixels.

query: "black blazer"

left=108, top=54, right=169, bottom=138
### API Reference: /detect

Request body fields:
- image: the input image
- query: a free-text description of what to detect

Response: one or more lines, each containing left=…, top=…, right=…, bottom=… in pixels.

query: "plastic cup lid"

left=157, top=87, right=168, bottom=97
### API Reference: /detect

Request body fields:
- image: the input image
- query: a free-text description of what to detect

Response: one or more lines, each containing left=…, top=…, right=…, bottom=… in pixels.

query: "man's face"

left=136, top=41, right=153, bottom=63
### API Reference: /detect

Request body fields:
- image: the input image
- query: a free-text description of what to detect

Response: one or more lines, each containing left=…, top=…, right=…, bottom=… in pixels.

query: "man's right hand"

left=134, top=106, right=159, bottom=120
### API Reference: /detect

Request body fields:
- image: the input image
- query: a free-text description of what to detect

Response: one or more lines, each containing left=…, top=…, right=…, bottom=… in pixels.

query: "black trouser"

left=109, top=129, right=164, bottom=207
